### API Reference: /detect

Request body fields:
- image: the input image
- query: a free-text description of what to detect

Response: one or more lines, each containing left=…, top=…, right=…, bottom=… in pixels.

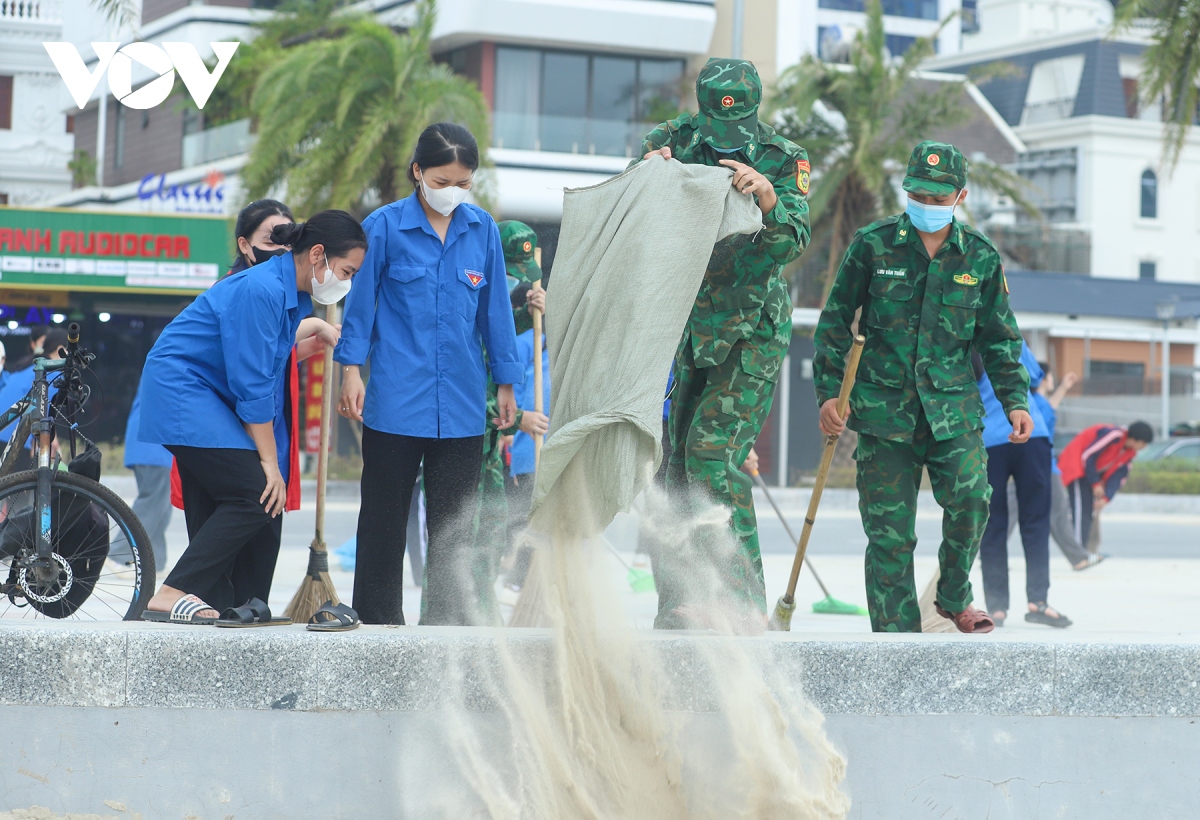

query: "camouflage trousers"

left=854, top=415, right=991, bottom=632
left=654, top=338, right=779, bottom=628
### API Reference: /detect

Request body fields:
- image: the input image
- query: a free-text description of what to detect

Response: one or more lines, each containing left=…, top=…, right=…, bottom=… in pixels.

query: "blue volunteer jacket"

left=138, top=252, right=312, bottom=477
left=333, top=193, right=522, bottom=438
left=123, top=388, right=172, bottom=468
left=980, top=342, right=1049, bottom=449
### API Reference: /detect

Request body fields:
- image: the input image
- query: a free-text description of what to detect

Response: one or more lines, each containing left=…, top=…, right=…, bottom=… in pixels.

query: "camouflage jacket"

left=813, top=214, right=1028, bottom=443
left=635, top=115, right=811, bottom=380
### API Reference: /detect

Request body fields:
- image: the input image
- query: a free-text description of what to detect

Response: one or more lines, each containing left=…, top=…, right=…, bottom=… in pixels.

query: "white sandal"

left=141, top=594, right=219, bottom=624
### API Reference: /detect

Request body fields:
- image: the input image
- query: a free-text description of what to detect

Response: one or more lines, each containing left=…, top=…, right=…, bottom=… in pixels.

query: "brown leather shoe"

left=934, top=603, right=995, bottom=634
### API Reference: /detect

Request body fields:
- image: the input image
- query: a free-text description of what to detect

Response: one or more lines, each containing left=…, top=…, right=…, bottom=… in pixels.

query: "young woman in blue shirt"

left=336, top=123, right=521, bottom=626
left=139, top=210, right=367, bottom=623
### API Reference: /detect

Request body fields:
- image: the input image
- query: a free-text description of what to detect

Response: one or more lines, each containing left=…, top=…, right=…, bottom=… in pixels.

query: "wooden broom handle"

left=532, top=247, right=544, bottom=471
left=782, top=334, right=865, bottom=599
left=314, top=301, right=339, bottom=549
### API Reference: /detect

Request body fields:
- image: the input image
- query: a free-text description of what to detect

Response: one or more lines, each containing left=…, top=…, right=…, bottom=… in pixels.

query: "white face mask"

left=311, top=254, right=352, bottom=305
left=419, top=172, right=471, bottom=216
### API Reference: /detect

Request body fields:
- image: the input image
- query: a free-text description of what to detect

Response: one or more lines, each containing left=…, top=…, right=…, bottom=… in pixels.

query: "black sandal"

left=307, top=601, right=360, bottom=632
left=216, top=597, right=292, bottom=628
left=1025, top=602, right=1072, bottom=628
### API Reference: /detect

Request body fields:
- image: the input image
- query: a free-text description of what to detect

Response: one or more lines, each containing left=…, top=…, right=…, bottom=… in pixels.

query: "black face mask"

left=251, top=246, right=288, bottom=265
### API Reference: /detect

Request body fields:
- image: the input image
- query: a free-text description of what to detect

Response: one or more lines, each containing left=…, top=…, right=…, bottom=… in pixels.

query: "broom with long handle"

left=532, top=246, right=545, bottom=470
left=767, top=334, right=865, bottom=631
left=751, top=469, right=866, bottom=616
left=284, top=301, right=342, bottom=623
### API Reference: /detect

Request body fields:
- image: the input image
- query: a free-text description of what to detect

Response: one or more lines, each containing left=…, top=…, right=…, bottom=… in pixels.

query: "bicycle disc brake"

left=17, top=554, right=73, bottom=604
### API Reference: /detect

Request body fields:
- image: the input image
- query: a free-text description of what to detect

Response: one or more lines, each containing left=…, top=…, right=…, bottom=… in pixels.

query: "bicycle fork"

left=31, top=379, right=55, bottom=582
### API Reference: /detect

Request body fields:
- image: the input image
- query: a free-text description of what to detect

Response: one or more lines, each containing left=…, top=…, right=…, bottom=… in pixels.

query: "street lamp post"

left=1156, top=300, right=1176, bottom=439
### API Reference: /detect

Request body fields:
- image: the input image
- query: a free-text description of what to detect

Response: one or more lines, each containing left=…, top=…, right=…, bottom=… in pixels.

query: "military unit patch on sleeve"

left=796, top=158, right=811, bottom=195
left=952, top=273, right=979, bottom=286
left=874, top=268, right=907, bottom=278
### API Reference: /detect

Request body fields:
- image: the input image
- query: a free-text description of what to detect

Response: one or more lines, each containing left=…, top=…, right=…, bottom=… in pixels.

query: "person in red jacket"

left=1058, top=421, right=1153, bottom=550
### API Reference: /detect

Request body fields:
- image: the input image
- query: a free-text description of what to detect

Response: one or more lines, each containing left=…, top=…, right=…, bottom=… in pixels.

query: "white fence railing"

left=0, top=0, right=61, bottom=23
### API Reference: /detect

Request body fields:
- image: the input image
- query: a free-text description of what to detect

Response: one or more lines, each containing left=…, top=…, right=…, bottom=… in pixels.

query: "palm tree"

left=769, top=0, right=1034, bottom=297
left=242, top=0, right=491, bottom=215
left=90, top=0, right=138, bottom=30
left=1113, top=0, right=1200, bottom=171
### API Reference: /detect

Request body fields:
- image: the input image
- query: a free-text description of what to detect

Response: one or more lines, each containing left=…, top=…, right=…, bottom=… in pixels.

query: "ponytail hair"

left=231, top=198, right=293, bottom=270
left=272, top=210, right=368, bottom=259
left=406, top=122, right=480, bottom=188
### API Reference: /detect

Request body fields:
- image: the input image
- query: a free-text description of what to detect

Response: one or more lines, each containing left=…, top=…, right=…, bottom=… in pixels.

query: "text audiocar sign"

left=0, top=208, right=231, bottom=293
left=44, top=42, right=239, bottom=110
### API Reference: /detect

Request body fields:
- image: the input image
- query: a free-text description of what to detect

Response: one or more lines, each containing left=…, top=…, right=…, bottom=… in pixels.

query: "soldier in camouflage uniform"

left=467, top=221, right=546, bottom=621
left=636, top=58, right=811, bottom=628
left=813, top=141, right=1032, bottom=634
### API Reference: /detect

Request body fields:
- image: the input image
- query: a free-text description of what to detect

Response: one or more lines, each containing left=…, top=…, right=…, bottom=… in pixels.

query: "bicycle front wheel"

left=0, top=470, right=155, bottom=621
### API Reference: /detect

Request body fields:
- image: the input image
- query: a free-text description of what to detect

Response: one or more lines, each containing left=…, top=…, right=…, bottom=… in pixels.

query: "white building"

left=932, top=7, right=1200, bottom=285
left=0, top=0, right=74, bottom=205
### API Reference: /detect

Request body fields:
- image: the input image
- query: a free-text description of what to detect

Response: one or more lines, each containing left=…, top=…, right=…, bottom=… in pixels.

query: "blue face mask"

left=507, top=275, right=519, bottom=293
left=906, top=196, right=960, bottom=233
left=709, top=144, right=743, bottom=154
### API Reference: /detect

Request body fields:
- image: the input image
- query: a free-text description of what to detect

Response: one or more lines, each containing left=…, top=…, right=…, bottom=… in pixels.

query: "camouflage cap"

left=902, top=141, right=967, bottom=196
left=695, top=58, right=761, bottom=149
left=498, top=220, right=541, bottom=283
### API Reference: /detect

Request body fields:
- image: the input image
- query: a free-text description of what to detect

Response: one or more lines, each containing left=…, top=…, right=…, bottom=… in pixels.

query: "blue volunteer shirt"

left=334, top=193, right=522, bottom=438
left=510, top=329, right=551, bottom=478
left=139, top=252, right=312, bottom=477
left=980, top=341, right=1048, bottom=449
left=123, top=387, right=172, bottom=469
left=0, top=366, right=35, bottom=442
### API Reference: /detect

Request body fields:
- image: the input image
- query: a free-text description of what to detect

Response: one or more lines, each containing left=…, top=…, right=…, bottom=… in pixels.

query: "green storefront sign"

left=0, top=207, right=232, bottom=294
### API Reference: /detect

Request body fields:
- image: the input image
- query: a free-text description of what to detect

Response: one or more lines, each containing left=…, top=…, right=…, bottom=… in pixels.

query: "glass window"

left=541, top=52, right=589, bottom=153
left=885, top=34, right=919, bottom=57
left=1140, top=169, right=1157, bottom=218
left=1021, top=55, right=1086, bottom=125
left=591, top=57, right=637, bottom=156
left=819, top=0, right=936, bottom=18
left=961, top=0, right=979, bottom=33
left=487, top=48, right=683, bottom=157
left=0, top=76, right=12, bottom=131
left=114, top=104, right=126, bottom=170
left=1139, top=261, right=1156, bottom=280
left=495, top=48, right=541, bottom=150
left=637, top=59, right=683, bottom=125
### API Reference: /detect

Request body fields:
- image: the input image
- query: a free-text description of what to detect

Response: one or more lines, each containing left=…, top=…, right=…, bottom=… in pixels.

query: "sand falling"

left=447, top=459, right=851, bottom=819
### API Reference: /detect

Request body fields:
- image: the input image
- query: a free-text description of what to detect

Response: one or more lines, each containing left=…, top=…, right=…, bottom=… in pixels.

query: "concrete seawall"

left=1, top=623, right=1197, bottom=818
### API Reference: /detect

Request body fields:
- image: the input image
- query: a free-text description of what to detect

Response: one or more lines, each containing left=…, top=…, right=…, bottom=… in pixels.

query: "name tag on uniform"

left=874, top=268, right=907, bottom=279
left=953, top=273, right=979, bottom=286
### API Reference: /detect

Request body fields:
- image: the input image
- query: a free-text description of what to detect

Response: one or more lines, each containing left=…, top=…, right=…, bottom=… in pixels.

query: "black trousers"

left=165, top=446, right=282, bottom=613
left=355, top=426, right=483, bottom=625
left=1066, top=479, right=1098, bottom=553
left=979, top=438, right=1053, bottom=613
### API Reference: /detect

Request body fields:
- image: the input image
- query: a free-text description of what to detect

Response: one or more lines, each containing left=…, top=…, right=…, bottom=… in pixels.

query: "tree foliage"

left=1114, top=0, right=1200, bottom=171
left=241, top=0, right=491, bottom=215
left=769, top=0, right=1034, bottom=296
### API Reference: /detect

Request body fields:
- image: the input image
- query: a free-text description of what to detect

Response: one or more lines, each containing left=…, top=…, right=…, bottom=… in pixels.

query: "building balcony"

left=182, top=119, right=253, bottom=169
left=369, top=0, right=716, bottom=57
left=494, top=112, right=657, bottom=159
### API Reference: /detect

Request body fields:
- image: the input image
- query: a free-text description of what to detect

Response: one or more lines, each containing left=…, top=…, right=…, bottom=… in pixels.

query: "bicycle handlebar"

left=67, top=322, right=80, bottom=351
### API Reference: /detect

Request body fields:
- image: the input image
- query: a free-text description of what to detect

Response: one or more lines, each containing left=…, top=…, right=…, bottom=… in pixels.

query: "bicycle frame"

left=0, top=356, right=70, bottom=577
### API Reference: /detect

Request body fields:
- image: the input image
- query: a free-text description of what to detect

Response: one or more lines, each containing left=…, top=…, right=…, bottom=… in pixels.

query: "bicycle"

left=0, top=323, right=154, bottom=620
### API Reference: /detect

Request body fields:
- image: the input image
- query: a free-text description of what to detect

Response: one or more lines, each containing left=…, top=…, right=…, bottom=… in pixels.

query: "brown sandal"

left=934, top=603, right=995, bottom=634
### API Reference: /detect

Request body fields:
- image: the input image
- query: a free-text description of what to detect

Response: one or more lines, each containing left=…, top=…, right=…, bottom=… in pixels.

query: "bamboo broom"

left=767, top=335, right=865, bottom=631
left=532, top=247, right=545, bottom=470
left=284, top=301, right=342, bottom=623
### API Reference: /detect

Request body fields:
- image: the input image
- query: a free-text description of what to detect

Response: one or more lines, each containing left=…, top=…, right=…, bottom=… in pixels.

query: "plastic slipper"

left=1025, top=602, right=1072, bottom=628
left=307, top=601, right=360, bottom=632
left=141, top=594, right=219, bottom=625
left=934, top=603, right=995, bottom=634
left=216, top=597, right=292, bottom=628
left=1073, top=554, right=1107, bottom=571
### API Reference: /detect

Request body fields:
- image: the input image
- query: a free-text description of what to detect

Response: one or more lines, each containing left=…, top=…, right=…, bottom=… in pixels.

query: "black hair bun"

left=270, top=222, right=305, bottom=247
